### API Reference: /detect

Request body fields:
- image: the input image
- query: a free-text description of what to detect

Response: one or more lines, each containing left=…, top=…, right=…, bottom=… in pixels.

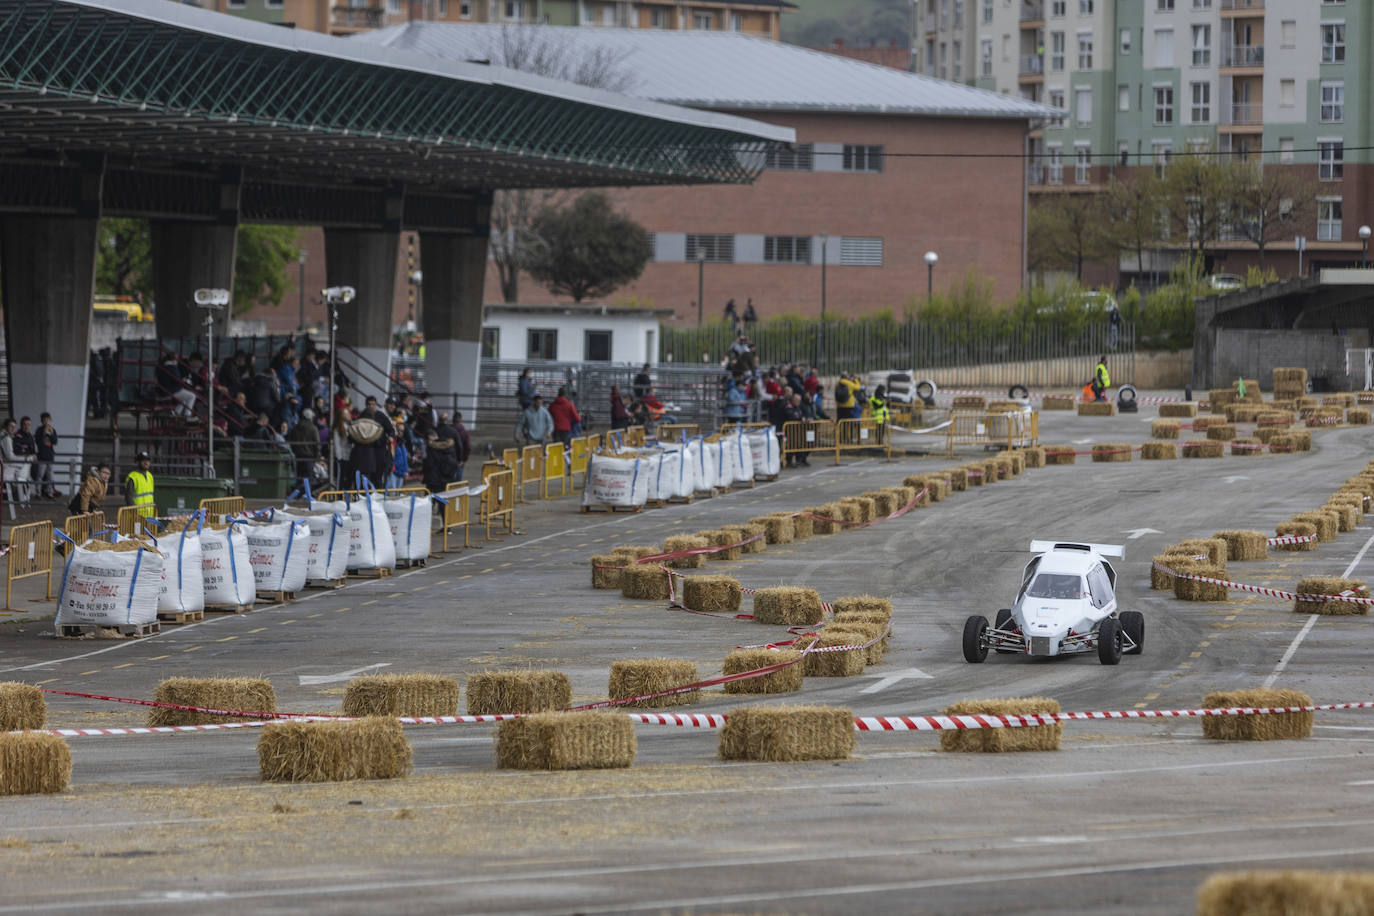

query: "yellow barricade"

left=520, top=445, right=543, bottom=502
left=543, top=442, right=566, bottom=499
left=656, top=423, right=699, bottom=442
left=501, top=447, right=522, bottom=502
left=5, top=520, right=54, bottom=611
left=568, top=437, right=590, bottom=486
left=836, top=417, right=890, bottom=462
left=199, top=495, right=246, bottom=523
left=944, top=408, right=1038, bottom=454
left=585, top=433, right=601, bottom=450
left=945, top=410, right=991, bottom=455
left=780, top=420, right=836, bottom=466
left=889, top=403, right=922, bottom=428
left=480, top=468, right=516, bottom=540
left=116, top=505, right=147, bottom=537
left=63, top=511, right=106, bottom=546
left=625, top=425, right=646, bottom=447
left=439, top=480, right=471, bottom=552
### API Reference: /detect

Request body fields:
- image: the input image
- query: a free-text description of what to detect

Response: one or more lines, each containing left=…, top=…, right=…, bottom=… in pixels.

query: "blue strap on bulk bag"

left=127, top=547, right=144, bottom=623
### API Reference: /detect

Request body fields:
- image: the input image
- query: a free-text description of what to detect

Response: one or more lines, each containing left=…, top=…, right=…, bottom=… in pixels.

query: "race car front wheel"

left=962, top=615, right=989, bottom=663
left=1120, top=611, right=1145, bottom=655
left=993, top=608, right=1017, bottom=654
left=1097, top=618, right=1123, bottom=665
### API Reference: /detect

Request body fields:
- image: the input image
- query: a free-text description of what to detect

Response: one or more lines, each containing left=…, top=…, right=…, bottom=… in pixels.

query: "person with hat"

left=124, top=451, right=155, bottom=519
left=289, top=408, right=322, bottom=487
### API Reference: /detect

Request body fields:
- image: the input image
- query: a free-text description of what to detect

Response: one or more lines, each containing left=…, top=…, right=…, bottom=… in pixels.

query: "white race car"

left=962, top=540, right=1143, bottom=665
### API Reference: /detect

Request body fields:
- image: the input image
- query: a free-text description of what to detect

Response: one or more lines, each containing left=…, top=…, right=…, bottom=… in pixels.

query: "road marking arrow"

left=1223, top=475, right=1250, bottom=484
left=1124, top=528, right=1162, bottom=539
left=858, top=667, right=933, bottom=694
left=299, top=663, right=391, bottom=686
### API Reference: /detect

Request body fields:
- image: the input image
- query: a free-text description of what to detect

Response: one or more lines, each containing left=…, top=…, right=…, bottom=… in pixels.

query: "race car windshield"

left=1026, top=573, right=1085, bottom=600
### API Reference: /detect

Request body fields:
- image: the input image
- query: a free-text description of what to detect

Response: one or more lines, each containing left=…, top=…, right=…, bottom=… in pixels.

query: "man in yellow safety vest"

left=868, top=385, right=890, bottom=425
left=124, top=451, right=155, bottom=518
left=1091, top=355, right=1111, bottom=401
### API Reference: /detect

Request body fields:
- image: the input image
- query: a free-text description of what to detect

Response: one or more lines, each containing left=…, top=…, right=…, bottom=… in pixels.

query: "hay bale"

left=1077, top=401, right=1116, bottom=417
left=1236, top=378, right=1262, bottom=402
left=1325, top=502, right=1359, bottom=532
left=611, top=545, right=657, bottom=560
left=962, top=464, right=986, bottom=485
left=883, top=485, right=918, bottom=510
left=1151, top=553, right=1198, bottom=590
left=1230, top=437, right=1261, bottom=456
left=496, top=712, right=635, bottom=770
left=1042, top=445, right=1076, bottom=465
left=148, top=677, right=276, bottom=727
left=921, top=475, right=952, bottom=501
left=1360, top=391, right=1374, bottom=404
left=794, top=632, right=867, bottom=677
left=1173, top=562, right=1228, bottom=601
left=661, top=535, right=708, bottom=569
left=608, top=659, right=699, bottom=707
left=1292, top=511, right=1338, bottom=543
left=1159, top=402, right=1198, bottom=418
left=944, top=467, right=971, bottom=489
left=722, top=523, right=767, bottom=554
left=1178, top=537, right=1228, bottom=567
left=839, top=496, right=877, bottom=524
left=1211, top=530, right=1268, bottom=562
left=1268, top=433, right=1296, bottom=452
left=0, top=682, right=45, bottom=731
left=752, top=515, right=794, bottom=545
left=832, top=595, right=893, bottom=621
left=1091, top=442, right=1133, bottom=462
left=1141, top=441, right=1177, bottom=460
left=590, top=554, right=630, bottom=589
left=902, top=476, right=935, bottom=503
left=722, top=649, right=804, bottom=694
left=1208, top=388, right=1238, bottom=408
left=0, top=732, right=71, bottom=795
left=1254, top=427, right=1280, bottom=445
left=939, top=697, right=1062, bottom=753
left=1041, top=394, right=1075, bottom=410
left=1273, top=366, right=1308, bottom=386
left=1294, top=577, right=1370, bottom=616
left=342, top=674, right=459, bottom=718
left=696, top=529, right=742, bottom=561
left=752, top=586, right=823, bottom=627
left=805, top=504, right=844, bottom=535
left=1225, top=404, right=1259, bottom=423
left=861, top=490, right=897, bottom=518
left=718, top=705, right=854, bottom=762
left=681, top=574, right=743, bottom=612
left=825, top=622, right=886, bottom=664
left=1197, top=870, right=1374, bottom=915
left=1021, top=447, right=1045, bottom=468
left=1345, top=478, right=1374, bottom=497
left=1273, top=384, right=1306, bottom=401
left=1348, top=407, right=1372, bottom=425
left=996, top=451, right=1026, bottom=475
left=1322, top=393, right=1355, bottom=408
left=1182, top=439, right=1224, bottom=458
left=1274, top=521, right=1317, bottom=552
left=1297, top=395, right=1319, bottom=409
left=257, top=717, right=411, bottom=783
left=982, top=459, right=1003, bottom=482
left=1257, top=409, right=1295, bottom=427
left=788, top=511, right=814, bottom=539
left=1292, top=429, right=1313, bottom=451
left=1200, top=689, right=1314, bottom=742
left=1206, top=423, right=1237, bottom=441
left=1151, top=418, right=1181, bottom=439
left=620, top=564, right=671, bottom=600
left=466, top=670, right=572, bottom=715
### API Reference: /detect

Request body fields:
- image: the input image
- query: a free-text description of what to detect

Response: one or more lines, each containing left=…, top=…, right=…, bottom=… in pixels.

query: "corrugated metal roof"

left=356, top=24, right=1059, bottom=120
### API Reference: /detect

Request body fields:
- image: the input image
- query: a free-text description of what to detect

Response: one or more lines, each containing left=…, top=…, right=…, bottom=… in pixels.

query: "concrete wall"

left=1211, top=329, right=1367, bottom=391
left=485, top=310, right=661, bottom=364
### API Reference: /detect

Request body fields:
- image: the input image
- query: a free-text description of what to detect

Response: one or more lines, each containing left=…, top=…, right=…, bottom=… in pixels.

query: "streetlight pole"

left=696, top=250, right=706, bottom=328
left=924, top=250, right=939, bottom=301
left=194, top=288, right=229, bottom=479
left=818, top=233, right=828, bottom=371
left=1360, top=225, right=1371, bottom=268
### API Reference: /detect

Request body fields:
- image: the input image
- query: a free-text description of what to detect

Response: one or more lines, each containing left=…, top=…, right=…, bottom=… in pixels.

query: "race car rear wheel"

left=962, top=615, right=989, bottom=663
left=1097, top=618, right=1122, bottom=666
left=1120, top=611, right=1145, bottom=655
left=994, top=608, right=1017, bottom=654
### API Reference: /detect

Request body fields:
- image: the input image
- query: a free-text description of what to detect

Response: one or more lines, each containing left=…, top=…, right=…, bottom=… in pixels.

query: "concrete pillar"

left=421, top=231, right=488, bottom=426
left=324, top=228, right=399, bottom=406
left=150, top=222, right=238, bottom=340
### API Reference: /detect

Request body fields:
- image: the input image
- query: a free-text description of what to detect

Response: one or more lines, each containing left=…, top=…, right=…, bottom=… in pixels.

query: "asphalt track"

left=4, top=407, right=1374, bottom=914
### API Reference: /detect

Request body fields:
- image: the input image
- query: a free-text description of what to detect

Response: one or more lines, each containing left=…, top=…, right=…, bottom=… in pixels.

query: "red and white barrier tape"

left=1266, top=533, right=1318, bottom=546
left=1151, top=561, right=1374, bottom=605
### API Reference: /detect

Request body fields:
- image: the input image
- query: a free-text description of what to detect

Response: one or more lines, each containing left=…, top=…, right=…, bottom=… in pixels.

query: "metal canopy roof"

left=0, top=0, right=792, bottom=191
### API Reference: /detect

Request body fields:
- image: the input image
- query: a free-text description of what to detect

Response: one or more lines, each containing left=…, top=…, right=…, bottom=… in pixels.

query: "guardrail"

left=5, top=520, right=54, bottom=611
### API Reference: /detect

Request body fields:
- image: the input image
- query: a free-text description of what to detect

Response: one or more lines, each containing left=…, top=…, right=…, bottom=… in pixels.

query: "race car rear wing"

left=1029, top=540, right=1125, bottom=559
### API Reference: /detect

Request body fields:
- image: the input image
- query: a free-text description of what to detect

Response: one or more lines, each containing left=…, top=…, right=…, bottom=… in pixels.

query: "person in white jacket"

left=0, top=417, right=34, bottom=507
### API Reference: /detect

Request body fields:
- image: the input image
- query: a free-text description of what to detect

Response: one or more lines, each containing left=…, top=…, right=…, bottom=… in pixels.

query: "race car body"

left=962, top=540, right=1143, bottom=665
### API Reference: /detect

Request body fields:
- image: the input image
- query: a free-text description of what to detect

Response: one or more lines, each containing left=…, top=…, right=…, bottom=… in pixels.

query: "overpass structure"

left=0, top=0, right=790, bottom=449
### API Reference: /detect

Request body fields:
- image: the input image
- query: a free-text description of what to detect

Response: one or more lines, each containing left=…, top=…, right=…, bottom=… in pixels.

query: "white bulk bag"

left=57, top=542, right=163, bottom=628
left=731, top=432, right=755, bottom=483
left=313, top=497, right=396, bottom=571
left=748, top=431, right=781, bottom=478
left=277, top=510, right=348, bottom=582
left=716, top=435, right=739, bottom=485
left=692, top=438, right=718, bottom=491
left=200, top=525, right=255, bottom=607
left=384, top=494, right=432, bottom=562
left=643, top=452, right=668, bottom=503
left=245, top=520, right=310, bottom=594
left=582, top=453, right=650, bottom=508
left=651, top=448, right=695, bottom=501
left=156, top=525, right=204, bottom=615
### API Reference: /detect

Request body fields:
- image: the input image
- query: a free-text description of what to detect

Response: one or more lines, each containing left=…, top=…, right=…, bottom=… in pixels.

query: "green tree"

left=1028, top=192, right=1113, bottom=280
left=95, top=218, right=153, bottom=303
left=525, top=193, right=652, bottom=303
left=1225, top=160, right=1317, bottom=270
left=233, top=224, right=301, bottom=316
left=1160, top=150, right=1229, bottom=262
left=1103, top=169, right=1165, bottom=278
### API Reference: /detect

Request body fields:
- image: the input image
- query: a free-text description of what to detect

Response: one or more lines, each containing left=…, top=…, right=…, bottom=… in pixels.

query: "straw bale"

left=883, top=485, right=918, bottom=510
left=1140, top=441, right=1177, bottom=460
left=1297, top=395, right=1319, bottom=409
left=1178, top=538, right=1228, bottom=567
left=1208, top=388, right=1237, bottom=407
left=861, top=490, right=898, bottom=518
left=681, top=574, right=743, bottom=612
left=1238, top=379, right=1262, bottom=402
left=1360, top=391, right=1374, bottom=404
left=718, top=705, right=854, bottom=762
left=997, top=451, right=1026, bottom=475
left=751, top=515, right=794, bottom=545
left=939, top=697, right=1062, bottom=753
left=590, top=554, right=630, bottom=589
left=832, top=595, right=893, bottom=621
left=466, top=670, right=572, bottom=715
left=1274, top=521, right=1317, bottom=552
left=1322, top=393, right=1355, bottom=408
left=982, top=459, right=1003, bottom=482
left=1349, top=407, right=1372, bottom=425
left=805, top=504, right=844, bottom=535
left=1200, top=689, right=1314, bottom=742
left=1091, top=442, right=1133, bottom=462
left=0, top=682, right=45, bottom=731
left=1257, top=409, right=1295, bottom=426
left=1173, top=562, right=1229, bottom=601
left=495, top=712, right=636, bottom=770
left=752, top=586, right=824, bottom=627
left=257, top=717, right=411, bottom=783
left=608, top=659, right=699, bottom=708
left=1151, top=419, right=1180, bottom=439
left=923, top=474, right=952, bottom=500
left=1274, top=384, right=1306, bottom=401
left=0, top=732, right=71, bottom=795
left=1268, top=433, right=1295, bottom=452
left=1252, top=427, right=1278, bottom=444
left=1191, top=416, right=1218, bottom=431
left=619, top=564, right=671, bottom=600
left=722, top=523, right=767, bottom=554
left=1292, top=511, right=1338, bottom=543
left=825, top=622, right=886, bottom=664
left=961, top=464, right=985, bottom=485
left=1151, top=553, right=1198, bottom=590
left=944, top=467, right=971, bottom=489
left=1043, top=445, right=1077, bottom=465
left=1158, top=402, right=1198, bottom=418
left=902, top=476, right=935, bottom=503
left=1347, top=478, right=1374, bottom=497
left=341, top=674, right=458, bottom=718
left=1211, top=530, right=1267, bottom=562
left=1041, top=394, right=1075, bottom=410
left=692, top=528, right=739, bottom=560
left=1272, top=367, right=1308, bottom=385
left=1329, top=492, right=1365, bottom=518
left=148, top=677, right=276, bottom=727
left=1292, top=429, right=1313, bottom=451
left=986, top=400, right=1021, bottom=413
left=1294, top=577, right=1369, bottom=616
left=833, top=611, right=894, bottom=658
left=1224, top=404, right=1259, bottom=423
left=1077, top=401, right=1116, bottom=417
left=722, top=649, right=804, bottom=694
left=1325, top=502, right=1359, bottom=532
left=1197, top=870, right=1374, bottom=916
left=1230, top=437, right=1262, bottom=456
left=611, top=545, right=657, bottom=560
left=839, top=496, right=877, bottom=524
left=1206, top=423, right=1237, bottom=441
left=794, top=632, right=867, bottom=677
left=661, top=535, right=708, bottom=569
left=1021, top=447, right=1046, bottom=468
left=787, top=511, right=814, bottom=539
left=952, top=395, right=986, bottom=410
left=1182, top=439, right=1224, bottom=458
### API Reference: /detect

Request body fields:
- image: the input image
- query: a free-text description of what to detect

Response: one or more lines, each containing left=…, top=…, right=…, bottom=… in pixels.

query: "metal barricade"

left=501, top=447, right=522, bottom=501
left=199, top=495, right=247, bottom=523
left=568, top=436, right=590, bottom=487
left=5, top=520, right=54, bottom=610
left=780, top=420, right=836, bottom=466
left=585, top=433, right=601, bottom=451
left=520, top=445, right=543, bottom=502
left=836, top=417, right=890, bottom=462
left=945, top=410, right=996, bottom=455
left=438, top=480, right=471, bottom=552
left=719, top=422, right=772, bottom=435
left=656, top=423, right=700, bottom=443
left=63, top=511, right=106, bottom=546
left=625, top=426, right=646, bottom=447
left=543, top=442, right=566, bottom=499
left=480, top=468, right=516, bottom=540
left=980, top=407, right=1039, bottom=450
left=116, top=505, right=148, bottom=537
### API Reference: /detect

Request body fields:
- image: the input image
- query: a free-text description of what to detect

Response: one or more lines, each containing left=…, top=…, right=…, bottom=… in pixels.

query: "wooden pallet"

left=580, top=504, right=643, bottom=514
left=156, top=608, right=205, bottom=625
left=256, top=590, right=296, bottom=605
left=397, top=557, right=427, bottom=569
left=58, top=620, right=160, bottom=639
left=732, top=479, right=756, bottom=490
left=349, top=566, right=394, bottom=579
left=755, top=474, right=779, bottom=483
left=205, top=602, right=255, bottom=614
left=667, top=493, right=694, bottom=504
left=693, top=489, right=716, bottom=500
left=306, top=577, right=346, bottom=590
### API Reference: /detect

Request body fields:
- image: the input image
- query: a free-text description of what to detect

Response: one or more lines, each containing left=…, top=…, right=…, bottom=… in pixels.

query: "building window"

left=1157, top=0, right=1172, bottom=9
left=480, top=327, right=499, bottom=359
left=839, top=237, right=883, bottom=266
left=686, top=234, right=734, bottom=263
left=1190, top=81, right=1210, bottom=122
left=1118, top=83, right=1129, bottom=111
left=1050, top=32, right=1065, bottom=70
left=953, top=0, right=963, bottom=27
left=765, top=143, right=814, bottom=171
left=1120, top=28, right=1131, bottom=54
left=584, top=330, right=612, bottom=362
left=1192, top=24, right=1210, bottom=65
left=527, top=329, right=558, bottom=360
left=1077, top=31, right=1093, bottom=68
left=1278, top=139, right=1294, bottom=163
left=1321, top=81, right=1344, bottom=121
left=1154, top=28, right=1174, bottom=67
left=1280, top=20, right=1296, bottom=48
left=227, top=0, right=244, bottom=7
left=952, top=40, right=962, bottom=80
left=764, top=236, right=812, bottom=264
left=1193, top=0, right=1210, bottom=6
left=693, top=11, right=713, bottom=28
left=1322, top=23, right=1345, bottom=63
left=1280, top=78, right=1295, bottom=107
left=730, top=13, right=742, bottom=30
left=504, top=0, right=523, bottom=18
left=1051, top=0, right=1065, bottom=15
left=460, top=0, right=471, bottom=16
left=1047, top=145, right=1063, bottom=184
left=266, top=0, right=283, bottom=8
left=1319, top=141, right=1344, bottom=180
left=1079, top=0, right=1092, bottom=12
left=843, top=145, right=884, bottom=172
left=1152, top=140, right=1171, bottom=177
left=982, top=0, right=993, bottom=24
left=437, top=0, right=448, bottom=14
left=1153, top=85, right=1174, bottom=124
left=1317, top=198, right=1343, bottom=241
left=1048, top=88, right=1065, bottom=126
left=650, top=7, right=668, bottom=27
left=1074, top=86, right=1092, bottom=125
left=981, top=39, right=993, bottom=76
left=1074, top=144, right=1091, bottom=184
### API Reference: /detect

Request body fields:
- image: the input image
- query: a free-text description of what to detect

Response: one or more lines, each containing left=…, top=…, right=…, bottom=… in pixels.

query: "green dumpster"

left=157, top=476, right=235, bottom=514
left=232, top=449, right=294, bottom=500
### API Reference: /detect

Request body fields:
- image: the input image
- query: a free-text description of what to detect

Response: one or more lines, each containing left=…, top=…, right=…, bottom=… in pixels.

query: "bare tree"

left=1028, top=191, right=1113, bottom=281
left=1102, top=169, right=1165, bottom=279
left=1225, top=160, right=1317, bottom=269
left=1160, top=150, right=1229, bottom=263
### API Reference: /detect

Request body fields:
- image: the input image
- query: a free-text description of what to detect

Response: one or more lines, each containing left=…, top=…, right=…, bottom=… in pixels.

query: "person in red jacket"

left=548, top=386, right=582, bottom=447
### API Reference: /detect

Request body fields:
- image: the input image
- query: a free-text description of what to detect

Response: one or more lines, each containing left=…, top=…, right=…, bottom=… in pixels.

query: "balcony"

left=331, top=5, right=384, bottom=30
left=925, top=12, right=936, bottom=33
left=1220, top=44, right=1264, bottom=68
left=1028, top=163, right=1045, bottom=185
left=1220, top=0, right=1263, bottom=10
left=1019, top=54, right=1044, bottom=77
left=1020, top=0, right=1043, bottom=23
left=1226, top=102, right=1263, bottom=125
